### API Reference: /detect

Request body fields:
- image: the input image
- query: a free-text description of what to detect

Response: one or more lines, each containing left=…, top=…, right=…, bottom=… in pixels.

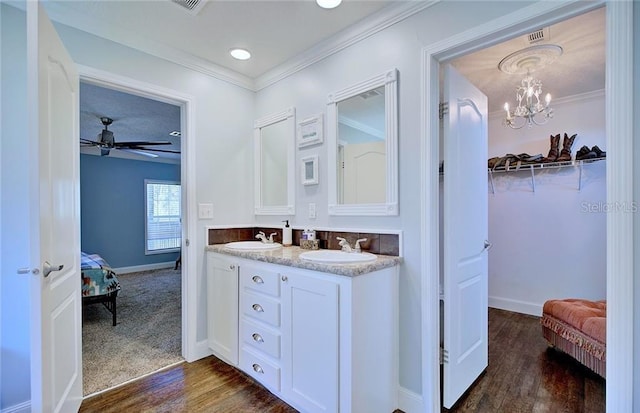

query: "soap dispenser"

left=282, top=220, right=292, bottom=246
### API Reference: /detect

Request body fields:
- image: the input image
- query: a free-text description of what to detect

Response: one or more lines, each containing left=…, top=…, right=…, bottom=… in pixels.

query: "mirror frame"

left=254, top=107, right=296, bottom=215
left=327, top=69, right=398, bottom=216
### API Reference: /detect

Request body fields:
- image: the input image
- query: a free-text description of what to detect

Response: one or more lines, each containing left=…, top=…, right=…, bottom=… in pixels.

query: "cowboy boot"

left=556, top=133, right=577, bottom=162
left=541, top=134, right=561, bottom=162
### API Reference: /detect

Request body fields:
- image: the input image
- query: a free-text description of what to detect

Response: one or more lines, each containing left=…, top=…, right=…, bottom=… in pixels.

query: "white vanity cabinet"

left=206, top=251, right=399, bottom=413
left=206, top=253, right=239, bottom=366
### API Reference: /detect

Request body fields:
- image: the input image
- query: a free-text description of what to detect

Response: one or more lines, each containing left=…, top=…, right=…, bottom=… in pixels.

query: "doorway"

left=78, top=71, right=192, bottom=396
left=421, top=1, right=632, bottom=411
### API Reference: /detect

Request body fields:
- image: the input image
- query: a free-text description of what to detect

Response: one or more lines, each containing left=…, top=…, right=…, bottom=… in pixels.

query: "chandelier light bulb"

left=503, top=72, right=554, bottom=129
left=545, top=93, right=552, bottom=105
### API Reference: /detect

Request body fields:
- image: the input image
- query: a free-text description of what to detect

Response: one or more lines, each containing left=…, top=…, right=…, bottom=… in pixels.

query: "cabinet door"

left=206, top=254, right=239, bottom=365
left=281, top=272, right=339, bottom=413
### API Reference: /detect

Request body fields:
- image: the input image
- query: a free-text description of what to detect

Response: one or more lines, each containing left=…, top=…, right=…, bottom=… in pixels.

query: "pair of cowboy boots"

left=542, top=133, right=577, bottom=163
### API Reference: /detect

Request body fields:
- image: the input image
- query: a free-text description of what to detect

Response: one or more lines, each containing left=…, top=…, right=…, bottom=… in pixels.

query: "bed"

left=540, top=298, right=606, bottom=378
left=81, top=252, right=121, bottom=326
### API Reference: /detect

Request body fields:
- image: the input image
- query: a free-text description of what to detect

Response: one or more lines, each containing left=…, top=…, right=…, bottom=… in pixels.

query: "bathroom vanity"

left=205, top=244, right=401, bottom=413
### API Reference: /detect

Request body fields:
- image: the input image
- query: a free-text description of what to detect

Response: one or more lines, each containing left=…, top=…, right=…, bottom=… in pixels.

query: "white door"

left=206, top=254, right=239, bottom=365
left=28, top=3, right=82, bottom=412
left=442, top=64, right=489, bottom=409
left=342, top=141, right=386, bottom=204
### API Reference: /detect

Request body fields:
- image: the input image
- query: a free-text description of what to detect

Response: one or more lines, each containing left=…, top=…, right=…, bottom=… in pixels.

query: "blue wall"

left=80, top=154, right=181, bottom=268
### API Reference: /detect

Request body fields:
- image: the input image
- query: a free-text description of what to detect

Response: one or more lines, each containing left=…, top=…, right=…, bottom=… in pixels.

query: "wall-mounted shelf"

left=488, top=157, right=606, bottom=193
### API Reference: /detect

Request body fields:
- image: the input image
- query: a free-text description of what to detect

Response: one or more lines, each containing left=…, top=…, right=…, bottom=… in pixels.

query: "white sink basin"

left=299, top=250, right=377, bottom=264
left=224, top=241, right=282, bottom=251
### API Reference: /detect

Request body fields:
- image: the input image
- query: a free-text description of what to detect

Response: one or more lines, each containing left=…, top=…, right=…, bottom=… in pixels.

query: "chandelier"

left=503, top=70, right=553, bottom=129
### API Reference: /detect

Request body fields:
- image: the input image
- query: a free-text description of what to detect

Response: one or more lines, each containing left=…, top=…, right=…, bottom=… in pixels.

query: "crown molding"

left=41, top=2, right=256, bottom=91
left=41, top=1, right=437, bottom=93
left=254, top=1, right=439, bottom=91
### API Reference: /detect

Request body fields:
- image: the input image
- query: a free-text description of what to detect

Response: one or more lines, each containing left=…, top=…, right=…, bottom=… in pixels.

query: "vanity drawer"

left=240, top=347, right=281, bottom=392
left=240, top=265, right=281, bottom=297
left=241, top=318, right=281, bottom=359
left=241, top=291, right=280, bottom=327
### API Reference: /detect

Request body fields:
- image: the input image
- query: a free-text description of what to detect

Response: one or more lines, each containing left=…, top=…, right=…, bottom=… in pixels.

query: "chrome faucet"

left=354, top=238, right=367, bottom=253
left=336, top=237, right=353, bottom=252
left=268, top=233, right=278, bottom=243
left=255, top=231, right=267, bottom=243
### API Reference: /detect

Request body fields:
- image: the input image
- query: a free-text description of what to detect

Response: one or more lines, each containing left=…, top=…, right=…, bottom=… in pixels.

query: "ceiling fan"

left=80, top=117, right=180, bottom=158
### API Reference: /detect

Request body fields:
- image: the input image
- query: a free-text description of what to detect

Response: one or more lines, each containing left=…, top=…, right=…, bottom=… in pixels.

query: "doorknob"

left=43, top=261, right=64, bottom=277
left=483, top=240, right=492, bottom=252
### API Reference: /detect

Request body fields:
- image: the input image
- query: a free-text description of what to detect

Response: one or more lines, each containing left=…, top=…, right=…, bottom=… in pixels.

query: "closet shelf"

left=488, top=157, right=605, bottom=193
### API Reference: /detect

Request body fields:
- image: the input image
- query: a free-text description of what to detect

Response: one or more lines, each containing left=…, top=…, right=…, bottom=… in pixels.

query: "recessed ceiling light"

left=230, top=48, right=251, bottom=60
left=316, top=0, right=342, bottom=9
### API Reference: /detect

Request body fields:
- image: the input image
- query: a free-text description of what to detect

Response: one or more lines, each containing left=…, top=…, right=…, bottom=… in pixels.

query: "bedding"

left=541, top=298, right=606, bottom=378
left=81, top=252, right=121, bottom=326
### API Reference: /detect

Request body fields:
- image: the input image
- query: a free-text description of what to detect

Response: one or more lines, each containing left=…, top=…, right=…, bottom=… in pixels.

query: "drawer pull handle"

left=252, top=275, right=264, bottom=284
left=229, top=265, right=236, bottom=270
left=281, top=275, right=288, bottom=282
left=252, top=333, right=264, bottom=343
left=252, top=363, right=264, bottom=374
left=252, top=304, right=264, bottom=312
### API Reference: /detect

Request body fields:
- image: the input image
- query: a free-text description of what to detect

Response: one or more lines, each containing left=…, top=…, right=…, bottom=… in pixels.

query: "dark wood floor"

left=80, top=308, right=605, bottom=413
left=444, top=308, right=605, bottom=413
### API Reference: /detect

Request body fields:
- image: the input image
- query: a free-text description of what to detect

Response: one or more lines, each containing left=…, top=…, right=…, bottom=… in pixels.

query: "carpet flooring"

left=82, top=267, right=183, bottom=396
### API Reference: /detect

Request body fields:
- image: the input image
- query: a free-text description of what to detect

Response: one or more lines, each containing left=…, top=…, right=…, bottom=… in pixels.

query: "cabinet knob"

left=252, top=303, right=264, bottom=313
left=281, top=275, right=288, bottom=282
left=229, top=264, right=236, bottom=270
left=252, top=333, right=264, bottom=343
left=252, top=363, right=264, bottom=374
left=252, top=275, right=264, bottom=284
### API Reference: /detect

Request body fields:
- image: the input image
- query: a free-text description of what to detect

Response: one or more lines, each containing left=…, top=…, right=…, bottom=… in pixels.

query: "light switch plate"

left=198, top=203, right=214, bottom=219
left=308, top=203, right=316, bottom=219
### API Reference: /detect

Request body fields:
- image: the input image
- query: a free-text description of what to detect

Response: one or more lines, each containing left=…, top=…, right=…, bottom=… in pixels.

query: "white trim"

left=254, top=107, right=296, bottom=216
left=420, top=1, right=623, bottom=412
left=397, top=386, right=424, bottom=413
left=327, top=69, right=398, bottom=216
left=43, top=1, right=436, bottom=92
left=77, top=64, right=200, bottom=363
left=605, top=2, right=634, bottom=412
left=0, top=401, right=31, bottom=413
left=111, top=261, right=176, bottom=275
left=255, top=1, right=438, bottom=90
left=488, top=296, right=541, bottom=317
left=42, top=2, right=254, bottom=91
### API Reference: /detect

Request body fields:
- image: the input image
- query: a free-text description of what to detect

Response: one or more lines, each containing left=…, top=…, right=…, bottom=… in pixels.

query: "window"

left=145, top=180, right=181, bottom=254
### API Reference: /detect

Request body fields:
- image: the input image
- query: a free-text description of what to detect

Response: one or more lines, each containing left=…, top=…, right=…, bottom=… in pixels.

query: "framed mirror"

left=327, top=69, right=398, bottom=216
left=254, top=107, right=295, bottom=215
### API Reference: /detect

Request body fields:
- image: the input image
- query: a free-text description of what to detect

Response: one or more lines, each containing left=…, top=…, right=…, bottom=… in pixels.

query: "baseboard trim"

left=1, top=401, right=30, bottom=413
left=112, top=261, right=176, bottom=274
left=398, top=386, right=423, bottom=413
left=185, top=339, right=213, bottom=363
left=489, top=296, right=542, bottom=316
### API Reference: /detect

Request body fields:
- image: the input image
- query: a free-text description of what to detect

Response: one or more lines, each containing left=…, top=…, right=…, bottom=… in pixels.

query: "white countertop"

left=206, top=244, right=402, bottom=277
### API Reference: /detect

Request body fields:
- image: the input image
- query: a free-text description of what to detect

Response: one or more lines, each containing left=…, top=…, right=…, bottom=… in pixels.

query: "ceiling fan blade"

left=80, top=137, right=102, bottom=145
left=120, top=148, right=159, bottom=158
left=114, top=140, right=172, bottom=147
left=129, top=147, right=181, bottom=154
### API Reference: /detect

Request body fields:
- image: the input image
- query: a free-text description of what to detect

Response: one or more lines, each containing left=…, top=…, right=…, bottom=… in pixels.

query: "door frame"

left=77, top=65, right=199, bottom=362
left=420, top=1, right=632, bottom=412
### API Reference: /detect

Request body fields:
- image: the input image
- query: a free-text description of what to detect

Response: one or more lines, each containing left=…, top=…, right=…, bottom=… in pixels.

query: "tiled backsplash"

left=208, top=227, right=400, bottom=256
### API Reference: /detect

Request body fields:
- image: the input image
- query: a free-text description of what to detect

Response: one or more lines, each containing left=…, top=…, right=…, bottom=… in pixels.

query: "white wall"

left=1, top=3, right=32, bottom=409
left=253, top=0, right=532, bottom=399
left=487, top=93, right=607, bottom=315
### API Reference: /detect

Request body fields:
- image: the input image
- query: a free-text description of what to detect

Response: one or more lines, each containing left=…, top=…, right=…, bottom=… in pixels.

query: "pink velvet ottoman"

left=540, top=298, right=606, bottom=378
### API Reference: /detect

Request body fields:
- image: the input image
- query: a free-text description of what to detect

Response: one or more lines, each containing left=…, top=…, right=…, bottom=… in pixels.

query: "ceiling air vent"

left=527, top=27, right=550, bottom=44
left=171, top=0, right=207, bottom=15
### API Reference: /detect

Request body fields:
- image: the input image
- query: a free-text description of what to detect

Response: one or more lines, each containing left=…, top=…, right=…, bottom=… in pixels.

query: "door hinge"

left=185, top=239, right=190, bottom=247
left=439, top=102, right=449, bottom=120
left=440, top=347, right=449, bottom=364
